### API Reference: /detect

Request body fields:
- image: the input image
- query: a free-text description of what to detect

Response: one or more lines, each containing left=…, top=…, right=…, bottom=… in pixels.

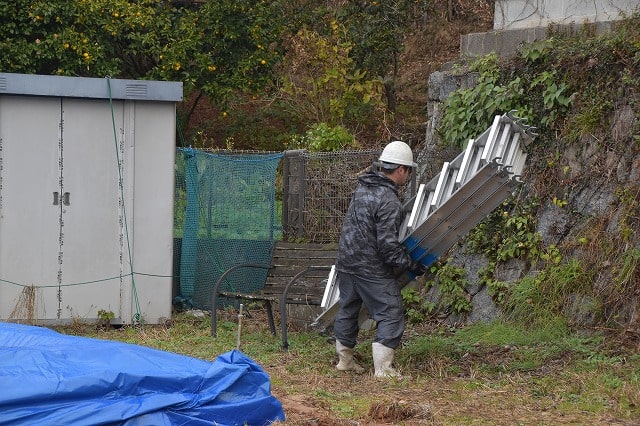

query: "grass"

left=54, top=309, right=640, bottom=424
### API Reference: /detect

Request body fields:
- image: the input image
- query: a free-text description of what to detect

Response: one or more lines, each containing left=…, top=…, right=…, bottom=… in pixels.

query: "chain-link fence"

left=179, top=147, right=454, bottom=246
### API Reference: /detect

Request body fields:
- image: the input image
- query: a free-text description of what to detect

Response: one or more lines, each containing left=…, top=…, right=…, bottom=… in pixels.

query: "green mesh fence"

left=174, top=148, right=284, bottom=310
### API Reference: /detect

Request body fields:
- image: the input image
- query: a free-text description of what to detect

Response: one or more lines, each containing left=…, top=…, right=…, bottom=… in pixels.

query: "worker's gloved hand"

left=408, top=261, right=426, bottom=277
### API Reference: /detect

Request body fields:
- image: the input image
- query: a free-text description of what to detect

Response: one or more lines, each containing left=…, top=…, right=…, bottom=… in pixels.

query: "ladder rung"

left=456, top=138, right=476, bottom=187
left=430, top=162, right=450, bottom=209
left=501, top=131, right=521, bottom=170
left=320, top=265, right=338, bottom=308
left=491, top=122, right=512, bottom=162
left=404, top=184, right=427, bottom=236
left=480, top=115, right=502, bottom=164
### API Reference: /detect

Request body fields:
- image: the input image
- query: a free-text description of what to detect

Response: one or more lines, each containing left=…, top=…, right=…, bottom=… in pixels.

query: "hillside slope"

left=416, top=15, right=640, bottom=335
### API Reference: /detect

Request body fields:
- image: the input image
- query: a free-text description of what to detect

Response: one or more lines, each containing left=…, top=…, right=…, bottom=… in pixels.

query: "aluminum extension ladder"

left=312, top=111, right=538, bottom=331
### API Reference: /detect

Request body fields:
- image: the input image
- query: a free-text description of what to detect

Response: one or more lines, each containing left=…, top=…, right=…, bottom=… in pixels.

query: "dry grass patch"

left=51, top=309, right=640, bottom=425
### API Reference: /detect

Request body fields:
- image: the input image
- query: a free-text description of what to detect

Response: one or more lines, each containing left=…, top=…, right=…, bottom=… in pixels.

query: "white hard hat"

left=379, top=141, right=417, bottom=168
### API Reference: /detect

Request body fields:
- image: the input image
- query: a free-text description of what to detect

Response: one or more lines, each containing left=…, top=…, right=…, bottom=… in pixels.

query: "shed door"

left=0, top=96, right=61, bottom=319
left=59, top=99, right=130, bottom=321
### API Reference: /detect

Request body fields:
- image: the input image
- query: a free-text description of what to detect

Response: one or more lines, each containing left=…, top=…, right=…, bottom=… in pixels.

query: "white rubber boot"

left=335, top=340, right=364, bottom=373
left=372, top=342, right=402, bottom=378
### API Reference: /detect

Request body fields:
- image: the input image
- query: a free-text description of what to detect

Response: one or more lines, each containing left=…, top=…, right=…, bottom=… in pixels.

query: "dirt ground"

left=213, top=308, right=634, bottom=426
left=265, top=344, right=632, bottom=425
left=267, top=349, right=635, bottom=426
left=272, top=371, right=439, bottom=425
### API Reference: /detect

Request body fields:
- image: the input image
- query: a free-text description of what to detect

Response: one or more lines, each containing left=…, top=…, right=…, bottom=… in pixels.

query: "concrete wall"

left=495, top=0, right=640, bottom=30
left=462, top=0, right=638, bottom=57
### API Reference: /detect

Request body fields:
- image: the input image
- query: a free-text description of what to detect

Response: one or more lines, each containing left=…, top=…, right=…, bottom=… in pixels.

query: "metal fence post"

left=283, top=150, right=306, bottom=240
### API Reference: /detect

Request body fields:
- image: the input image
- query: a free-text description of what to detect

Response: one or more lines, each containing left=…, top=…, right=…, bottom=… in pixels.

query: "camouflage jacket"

left=335, top=171, right=413, bottom=279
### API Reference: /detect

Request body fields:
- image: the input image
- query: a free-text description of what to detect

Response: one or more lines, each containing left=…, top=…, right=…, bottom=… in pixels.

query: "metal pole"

left=236, top=303, right=244, bottom=350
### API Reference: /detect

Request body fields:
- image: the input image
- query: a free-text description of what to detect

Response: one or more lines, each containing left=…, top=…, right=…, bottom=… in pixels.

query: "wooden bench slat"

left=270, top=259, right=335, bottom=265
left=262, top=288, right=325, bottom=297
left=275, top=241, right=338, bottom=250
left=273, top=252, right=337, bottom=261
left=267, top=269, right=331, bottom=278
left=214, top=242, right=335, bottom=303
left=218, top=291, right=280, bottom=302
left=218, top=291, right=322, bottom=305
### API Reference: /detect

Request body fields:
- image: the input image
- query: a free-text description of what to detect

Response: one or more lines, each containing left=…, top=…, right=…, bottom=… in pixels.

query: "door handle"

left=53, top=192, right=71, bottom=206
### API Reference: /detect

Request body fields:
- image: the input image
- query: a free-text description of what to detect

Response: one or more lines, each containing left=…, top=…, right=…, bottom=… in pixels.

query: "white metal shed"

left=0, top=73, right=182, bottom=325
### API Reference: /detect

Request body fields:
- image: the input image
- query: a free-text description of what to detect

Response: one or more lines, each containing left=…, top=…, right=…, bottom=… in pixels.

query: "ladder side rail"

left=398, top=176, right=521, bottom=287
left=405, top=172, right=512, bottom=260
left=490, top=122, right=513, bottom=164
left=404, top=165, right=508, bottom=252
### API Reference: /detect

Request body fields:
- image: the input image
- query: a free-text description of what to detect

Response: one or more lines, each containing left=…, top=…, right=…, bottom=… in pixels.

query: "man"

left=334, top=140, right=426, bottom=378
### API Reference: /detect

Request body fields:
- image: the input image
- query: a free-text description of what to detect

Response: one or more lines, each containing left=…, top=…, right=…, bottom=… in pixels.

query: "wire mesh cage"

left=292, top=150, right=379, bottom=243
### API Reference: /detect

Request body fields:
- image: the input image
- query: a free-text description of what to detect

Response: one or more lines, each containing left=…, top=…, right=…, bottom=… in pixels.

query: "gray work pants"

left=333, top=272, right=404, bottom=350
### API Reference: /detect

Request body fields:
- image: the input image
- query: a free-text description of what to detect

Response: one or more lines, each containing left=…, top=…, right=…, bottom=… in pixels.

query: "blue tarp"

left=0, top=322, right=285, bottom=425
